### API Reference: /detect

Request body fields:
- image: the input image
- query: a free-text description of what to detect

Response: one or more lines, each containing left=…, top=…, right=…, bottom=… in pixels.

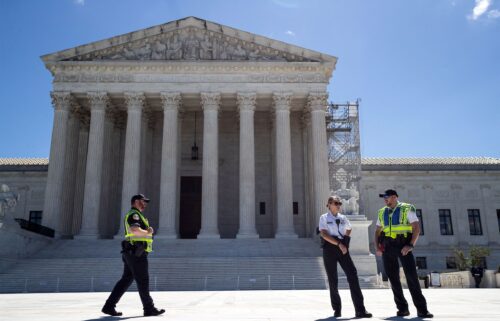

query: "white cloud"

left=285, top=30, right=296, bottom=37
left=75, top=0, right=85, bottom=5
left=487, top=9, right=500, bottom=18
left=468, top=0, right=491, bottom=20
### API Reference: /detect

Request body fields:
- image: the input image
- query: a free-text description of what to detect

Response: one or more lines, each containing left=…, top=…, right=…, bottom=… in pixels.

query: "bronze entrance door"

left=179, top=176, right=202, bottom=239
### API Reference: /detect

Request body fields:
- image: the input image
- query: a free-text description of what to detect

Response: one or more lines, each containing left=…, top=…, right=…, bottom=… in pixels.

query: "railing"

left=14, top=218, right=54, bottom=238
left=0, top=275, right=379, bottom=293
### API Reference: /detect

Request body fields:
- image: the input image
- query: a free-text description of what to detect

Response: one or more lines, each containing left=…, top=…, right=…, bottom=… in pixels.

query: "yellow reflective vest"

left=124, top=209, right=153, bottom=252
left=377, top=202, right=414, bottom=239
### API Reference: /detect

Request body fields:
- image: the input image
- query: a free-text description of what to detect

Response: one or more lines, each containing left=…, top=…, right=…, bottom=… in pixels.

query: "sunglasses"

left=331, top=201, right=342, bottom=206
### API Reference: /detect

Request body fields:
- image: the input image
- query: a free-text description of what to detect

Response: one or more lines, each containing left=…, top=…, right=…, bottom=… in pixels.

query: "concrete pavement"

left=0, top=288, right=499, bottom=321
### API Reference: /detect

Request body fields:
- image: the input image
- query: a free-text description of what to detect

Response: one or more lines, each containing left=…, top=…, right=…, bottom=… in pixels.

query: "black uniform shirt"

left=127, top=208, right=148, bottom=230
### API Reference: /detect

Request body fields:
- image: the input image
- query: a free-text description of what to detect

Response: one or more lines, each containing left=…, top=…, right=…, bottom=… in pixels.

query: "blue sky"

left=1, top=0, right=499, bottom=158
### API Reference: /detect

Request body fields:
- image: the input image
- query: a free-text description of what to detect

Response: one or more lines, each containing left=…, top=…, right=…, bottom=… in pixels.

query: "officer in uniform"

left=102, top=194, right=165, bottom=317
left=319, top=195, right=372, bottom=318
left=374, top=189, right=433, bottom=318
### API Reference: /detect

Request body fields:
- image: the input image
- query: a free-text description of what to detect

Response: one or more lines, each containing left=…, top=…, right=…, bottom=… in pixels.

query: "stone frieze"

left=64, top=27, right=318, bottom=63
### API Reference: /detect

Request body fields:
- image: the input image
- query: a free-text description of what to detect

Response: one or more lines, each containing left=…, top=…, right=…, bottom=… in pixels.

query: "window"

left=439, top=209, right=453, bottom=235
left=416, top=257, right=427, bottom=269
left=29, top=211, right=42, bottom=225
left=446, top=256, right=457, bottom=269
left=497, top=209, right=500, bottom=233
left=259, top=202, right=266, bottom=215
left=468, top=209, right=483, bottom=235
left=416, top=209, right=424, bottom=235
left=293, top=202, right=299, bottom=215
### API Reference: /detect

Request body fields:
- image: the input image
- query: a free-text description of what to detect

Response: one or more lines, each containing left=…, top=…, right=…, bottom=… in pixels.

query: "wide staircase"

left=0, top=238, right=379, bottom=293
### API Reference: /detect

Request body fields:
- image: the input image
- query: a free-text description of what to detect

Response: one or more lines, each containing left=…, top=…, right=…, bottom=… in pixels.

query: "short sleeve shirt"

left=319, top=212, right=352, bottom=239
left=375, top=202, right=419, bottom=227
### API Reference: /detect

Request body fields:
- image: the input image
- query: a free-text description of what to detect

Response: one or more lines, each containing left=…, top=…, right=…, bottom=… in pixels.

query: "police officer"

left=102, top=194, right=165, bottom=317
left=374, top=189, right=433, bottom=318
left=319, top=195, right=372, bottom=318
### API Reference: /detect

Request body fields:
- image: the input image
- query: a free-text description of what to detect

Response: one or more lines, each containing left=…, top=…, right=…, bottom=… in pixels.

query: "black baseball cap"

left=379, top=189, right=398, bottom=198
left=131, top=194, right=150, bottom=204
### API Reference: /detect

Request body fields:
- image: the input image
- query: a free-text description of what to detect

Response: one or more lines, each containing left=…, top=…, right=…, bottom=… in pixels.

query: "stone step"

left=1, top=239, right=380, bottom=293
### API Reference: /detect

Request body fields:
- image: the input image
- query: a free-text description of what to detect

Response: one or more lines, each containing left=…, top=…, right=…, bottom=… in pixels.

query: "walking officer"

left=319, top=195, right=372, bottom=318
left=374, top=189, right=433, bottom=318
left=102, top=194, right=165, bottom=317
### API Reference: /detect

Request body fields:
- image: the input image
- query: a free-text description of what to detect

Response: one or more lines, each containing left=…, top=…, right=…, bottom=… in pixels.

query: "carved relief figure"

left=166, top=34, right=182, bottom=60
left=231, top=44, right=247, bottom=60
left=183, top=30, right=199, bottom=60
left=199, top=34, right=213, bottom=60
left=134, top=44, right=151, bottom=60
left=151, top=41, right=167, bottom=60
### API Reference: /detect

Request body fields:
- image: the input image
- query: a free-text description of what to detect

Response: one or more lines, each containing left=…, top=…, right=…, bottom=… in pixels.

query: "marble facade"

left=38, top=17, right=336, bottom=239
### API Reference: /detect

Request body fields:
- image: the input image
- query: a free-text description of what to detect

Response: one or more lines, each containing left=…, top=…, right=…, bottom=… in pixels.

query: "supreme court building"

left=40, top=17, right=335, bottom=240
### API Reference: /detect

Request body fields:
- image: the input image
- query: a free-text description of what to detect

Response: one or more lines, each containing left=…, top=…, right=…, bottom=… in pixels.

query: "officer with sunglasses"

left=319, top=195, right=372, bottom=318
left=374, top=189, right=433, bottom=318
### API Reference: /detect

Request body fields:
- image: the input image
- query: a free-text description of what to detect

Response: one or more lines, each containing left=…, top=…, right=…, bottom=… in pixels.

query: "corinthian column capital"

left=237, top=92, right=257, bottom=112
left=160, top=92, right=182, bottom=111
left=307, top=92, right=328, bottom=112
left=272, top=92, right=293, bottom=111
left=201, top=92, right=221, bottom=111
left=124, top=92, right=145, bottom=111
left=50, top=91, right=73, bottom=111
left=87, top=92, right=109, bottom=111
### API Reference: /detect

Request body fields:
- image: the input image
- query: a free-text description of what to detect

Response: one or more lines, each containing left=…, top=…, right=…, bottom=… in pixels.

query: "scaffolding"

left=326, top=100, right=362, bottom=197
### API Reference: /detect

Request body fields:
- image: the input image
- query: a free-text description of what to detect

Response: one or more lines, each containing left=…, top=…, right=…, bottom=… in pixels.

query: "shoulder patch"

left=132, top=214, right=140, bottom=220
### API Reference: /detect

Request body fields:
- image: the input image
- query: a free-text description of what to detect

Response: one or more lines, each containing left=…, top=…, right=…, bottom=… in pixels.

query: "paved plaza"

left=1, top=288, right=499, bottom=321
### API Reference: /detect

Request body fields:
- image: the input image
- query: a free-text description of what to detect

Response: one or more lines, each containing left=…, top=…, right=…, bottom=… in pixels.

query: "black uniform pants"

left=382, top=243, right=427, bottom=313
left=322, top=242, right=366, bottom=313
left=105, top=251, right=154, bottom=311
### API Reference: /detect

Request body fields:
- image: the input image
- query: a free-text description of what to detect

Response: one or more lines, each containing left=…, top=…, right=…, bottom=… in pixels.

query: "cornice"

left=47, top=60, right=333, bottom=77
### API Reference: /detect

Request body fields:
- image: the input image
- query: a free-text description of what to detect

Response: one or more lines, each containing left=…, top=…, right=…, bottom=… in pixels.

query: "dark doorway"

left=179, top=176, right=202, bottom=239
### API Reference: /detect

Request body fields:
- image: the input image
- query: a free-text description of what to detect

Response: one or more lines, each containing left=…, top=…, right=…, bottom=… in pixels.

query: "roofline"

left=41, top=16, right=337, bottom=65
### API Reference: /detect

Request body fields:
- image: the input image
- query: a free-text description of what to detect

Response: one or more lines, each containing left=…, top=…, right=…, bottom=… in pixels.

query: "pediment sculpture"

left=65, top=27, right=317, bottom=62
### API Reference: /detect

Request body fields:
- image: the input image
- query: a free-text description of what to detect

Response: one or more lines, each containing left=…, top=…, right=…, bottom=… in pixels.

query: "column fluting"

left=198, top=92, right=221, bottom=239
left=78, top=92, right=109, bottom=238
left=157, top=92, right=182, bottom=238
left=236, top=92, right=259, bottom=238
left=273, top=92, right=298, bottom=238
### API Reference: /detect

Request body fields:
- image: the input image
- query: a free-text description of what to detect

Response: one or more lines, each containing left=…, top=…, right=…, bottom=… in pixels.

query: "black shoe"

left=355, top=311, right=373, bottom=318
left=144, top=307, right=166, bottom=316
left=417, top=311, right=434, bottom=318
left=334, top=310, right=342, bottom=317
left=397, top=310, right=410, bottom=317
left=101, top=305, right=122, bottom=316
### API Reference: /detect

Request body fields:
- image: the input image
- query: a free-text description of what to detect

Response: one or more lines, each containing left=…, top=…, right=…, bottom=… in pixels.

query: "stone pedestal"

left=346, top=215, right=377, bottom=275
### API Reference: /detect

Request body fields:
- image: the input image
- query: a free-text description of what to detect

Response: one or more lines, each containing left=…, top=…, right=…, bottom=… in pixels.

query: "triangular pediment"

left=41, top=17, right=336, bottom=64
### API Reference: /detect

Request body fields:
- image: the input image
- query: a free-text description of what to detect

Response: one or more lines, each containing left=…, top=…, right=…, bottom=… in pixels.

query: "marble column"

left=71, top=114, right=89, bottom=235
left=157, top=92, right=182, bottom=238
left=115, top=92, right=145, bottom=237
left=42, top=92, right=73, bottom=233
left=198, top=92, right=221, bottom=239
left=59, top=106, right=81, bottom=237
left=273, top=92, right=297, bottom=238
left=308, top=92, right=331, bottom=228
left=78, top=92, right=108, bottom=238
left=236, top=92, right=259, bottom=238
